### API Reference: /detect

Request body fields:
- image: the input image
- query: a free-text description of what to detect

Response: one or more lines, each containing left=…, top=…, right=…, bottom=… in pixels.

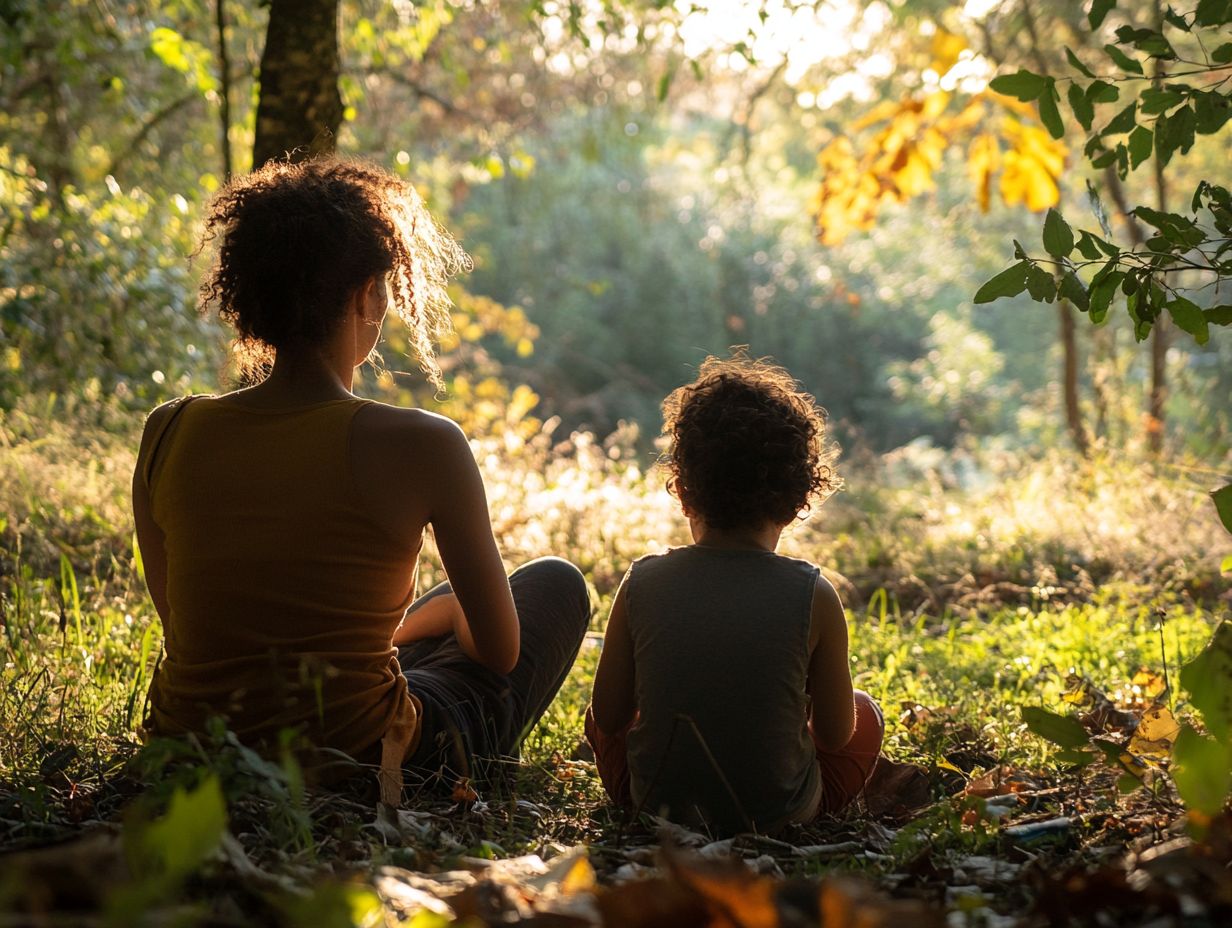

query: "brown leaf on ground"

left=0, top=829, right=128, bottom=914
left=664, top=847, right=780, bottom=928
left=819, top=876, right=945, bottom=928
left=595, top=876, right=710, bottom=927
left=863, top=757, right=933, bottom=820
left=964, top=765, right=1038, bottom=798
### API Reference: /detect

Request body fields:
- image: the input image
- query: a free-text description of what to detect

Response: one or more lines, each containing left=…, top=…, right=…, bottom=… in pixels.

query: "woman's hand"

left=393, top=591, right=479, bottom=662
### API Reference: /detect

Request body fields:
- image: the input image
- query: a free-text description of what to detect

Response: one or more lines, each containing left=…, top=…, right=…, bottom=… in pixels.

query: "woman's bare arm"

left=591, top=578, right=637, bottom=734
left=806, top=575, right=856, bottom=751
left=131, top=402, right=178, bottom=624
left=424, top=420, right=520, bottom=674
left=392, top=591, right=478, bottom=659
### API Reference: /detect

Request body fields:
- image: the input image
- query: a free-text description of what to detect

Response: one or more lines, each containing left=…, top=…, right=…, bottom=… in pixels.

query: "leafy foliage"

left=813, top=29, right=1066, bottom=245
left=977, top=1, right=1232, bottom=345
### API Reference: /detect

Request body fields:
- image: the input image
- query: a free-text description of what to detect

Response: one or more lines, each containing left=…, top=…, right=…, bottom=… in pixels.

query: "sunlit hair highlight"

left=197, top=156, right=470, bottom=388
left=661, top=353, right=840, bottom=531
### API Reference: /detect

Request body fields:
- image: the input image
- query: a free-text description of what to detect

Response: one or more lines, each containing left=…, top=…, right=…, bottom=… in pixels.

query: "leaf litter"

left=3, top=661, right=1232, bottom=926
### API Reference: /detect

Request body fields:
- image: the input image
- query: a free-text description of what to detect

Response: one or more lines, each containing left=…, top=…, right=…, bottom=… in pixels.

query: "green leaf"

left=1114, top=25, right=1175, bottom=59
left=1103, top=101, right=1138, bottom=135
left=1213, top=486, right=1232, bottom=537
left=1037, top=80, right=1065, bottom=138
left=1091, top=148, right=1118, bottom=169
left=1193, top=91, right=1232, bottom=135
left=1196, top=0, right=1232, bottom=27
left=1089, top=266, right=1123, bottom=323
left=1075, top=231, right=1104, bottom=260
left=1065, top=47, right=1096, bottom=78
left=1086, top=179, right=1114, bottom=237
left=1166, top=297, right=1210, bottom=344
left=1221, top=555, right=1232, bottom=575
left=1087, top=80, right=1120, bottom=104
left=1026, top=263, right=1058, bottom=302
left=1164, top=6, right=1191, bottom=30
left=1023, top=706, right=1092, bottom=749
left=1091, top=737, right=1126, bottom=765
left=1155, top=105, right=1196, bottom=167
left=1104, top=43, right=1144, bottom=74
left=1173, top=725, right=1232, bottom=815
left=1140, top=87, right=1185, bottom=114
left=1213, top=42, right=1232, bottom=64
left=656, top=62, right=676, bottom=102
left=1059, top=272, right=1089, bottom=311
left=1180, top=621, right=1232, bottom=742
left=1055, top=747, right=1097, bottom=767
left=129, top=774, right=227, bottom=882
left=990, top=69, right=1050, bottom=102
left=1117, top=773, right=1143, bottom=794
left=1205, top=305, right=1232, bottom=325
left=1089, top=0, right=1116, bottom=28
left=1068, top=82, right=1095, bottom=131
left=1126, top=125, right=1152, bottom=170
left=974, top=261, right=1031, bottom=303
left=1043, top=208, right=1075, bottom=257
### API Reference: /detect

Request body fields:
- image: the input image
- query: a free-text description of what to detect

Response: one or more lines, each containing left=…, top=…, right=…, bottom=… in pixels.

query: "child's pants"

left=584, top=690, right=885, bottom=819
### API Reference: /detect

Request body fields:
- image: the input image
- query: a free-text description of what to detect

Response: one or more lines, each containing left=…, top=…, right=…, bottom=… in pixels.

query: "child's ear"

left=669, top=479, right=695, bottom=518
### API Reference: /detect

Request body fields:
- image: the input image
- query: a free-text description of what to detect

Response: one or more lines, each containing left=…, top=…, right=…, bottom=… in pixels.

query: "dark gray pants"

left=398, top=557, right=590, bottom=786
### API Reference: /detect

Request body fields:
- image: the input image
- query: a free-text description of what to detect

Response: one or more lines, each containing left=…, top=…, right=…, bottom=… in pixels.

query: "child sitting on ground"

left=586, top=355, right=885, bottom=834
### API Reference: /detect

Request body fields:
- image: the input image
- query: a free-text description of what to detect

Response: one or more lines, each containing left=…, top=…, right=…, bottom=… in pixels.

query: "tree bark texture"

left=1019, top=0, right=1089, bottom=455
left=1146, top=0, right=1169, bottom=456
left=1057, top=300, right=1089, bottom=456
left=214, top=0, right=234, bottom=179
left=252, top=0, right=342, bottom=168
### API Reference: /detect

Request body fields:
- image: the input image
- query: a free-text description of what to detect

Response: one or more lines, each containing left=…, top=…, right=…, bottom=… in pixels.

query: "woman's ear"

left=357, top=275, right=388, bottom=324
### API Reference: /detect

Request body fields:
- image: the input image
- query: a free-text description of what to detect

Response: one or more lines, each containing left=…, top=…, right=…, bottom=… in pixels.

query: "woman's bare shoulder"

left=351, top=403, right=475, bottom=482
left=137, top=397, right=196, bottom=455
left=354, top=402, right=466, bottom=446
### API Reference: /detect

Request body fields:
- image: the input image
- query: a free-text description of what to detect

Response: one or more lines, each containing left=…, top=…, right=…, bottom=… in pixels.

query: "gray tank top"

left=624, top=545, right=822, bottom=834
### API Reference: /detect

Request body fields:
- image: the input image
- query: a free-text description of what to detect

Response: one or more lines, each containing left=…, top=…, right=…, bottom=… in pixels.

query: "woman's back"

left=145, top=395, right=420, bottom=757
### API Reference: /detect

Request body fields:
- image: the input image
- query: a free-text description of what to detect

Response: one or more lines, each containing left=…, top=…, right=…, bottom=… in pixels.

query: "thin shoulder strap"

left=140, top=396, right=200, bottom=490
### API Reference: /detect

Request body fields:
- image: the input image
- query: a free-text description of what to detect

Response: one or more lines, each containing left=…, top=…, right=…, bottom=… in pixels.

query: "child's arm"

left=806, top=575, right=856, bottom=751
left=591, top=578, right=637, bottom=735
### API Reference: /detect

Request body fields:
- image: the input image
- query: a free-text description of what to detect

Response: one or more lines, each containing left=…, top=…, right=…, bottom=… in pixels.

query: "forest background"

left=2, top=1, right=1232, bottom=925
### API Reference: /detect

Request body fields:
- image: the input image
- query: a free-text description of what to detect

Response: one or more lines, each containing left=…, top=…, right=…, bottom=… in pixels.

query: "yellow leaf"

left=922, top=90, right=951, bottom=121
left=1131, top=668, right=1168, bottom=700
left=967, top=133, right=1001, bottom=212
left=851, top=99, right=905, bottom=131
left=930, top=28, right=967, bottom=76
left=1128, top=705, right=1180, bottom=762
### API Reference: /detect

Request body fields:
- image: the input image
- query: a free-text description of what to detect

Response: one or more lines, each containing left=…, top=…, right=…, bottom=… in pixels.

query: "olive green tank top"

left=142, top=395, right=421, bottom=771
left=625, top=546, right=822, bottom=834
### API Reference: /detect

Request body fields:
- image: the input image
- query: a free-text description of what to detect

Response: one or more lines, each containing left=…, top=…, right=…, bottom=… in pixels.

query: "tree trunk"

left=214, top=0, right=234, bottom=179
left=1147, top=146, right=1169, bottom=456
left=1019, top=0, right=1088, bottom=454
left=1146, top=0, right=1169, bottom=455
left=1057, top=300, right=1089, bottom=455
left=252, top=0, right=342, bottom=168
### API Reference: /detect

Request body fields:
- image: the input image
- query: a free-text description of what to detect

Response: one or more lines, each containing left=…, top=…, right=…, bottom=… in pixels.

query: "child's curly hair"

left=197, top=157, right=470, bottom=387
left=661, top=355, right=840, bottom=530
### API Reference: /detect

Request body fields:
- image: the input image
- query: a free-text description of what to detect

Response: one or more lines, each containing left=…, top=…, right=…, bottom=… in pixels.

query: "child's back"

left=589, top=354, right=884, bottom=834
left=624, top=546, right=821, bottom=833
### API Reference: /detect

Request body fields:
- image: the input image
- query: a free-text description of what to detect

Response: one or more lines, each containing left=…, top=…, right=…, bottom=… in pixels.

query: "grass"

left=1, top=397, right=1229, bottom=925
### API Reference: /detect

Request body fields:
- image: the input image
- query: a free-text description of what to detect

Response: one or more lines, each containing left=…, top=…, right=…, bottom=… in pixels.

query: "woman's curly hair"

left=661, top=355, right=841, bottom=531
left=197, top=157, right=470, bottom=387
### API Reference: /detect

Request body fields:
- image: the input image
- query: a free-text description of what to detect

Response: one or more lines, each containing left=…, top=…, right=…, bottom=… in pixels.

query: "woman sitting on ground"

left=132, top=157, right=590, bottom=800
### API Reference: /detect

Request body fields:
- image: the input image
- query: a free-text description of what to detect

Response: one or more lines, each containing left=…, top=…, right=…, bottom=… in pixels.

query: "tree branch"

left=104, top=92, right=201, bottom=181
